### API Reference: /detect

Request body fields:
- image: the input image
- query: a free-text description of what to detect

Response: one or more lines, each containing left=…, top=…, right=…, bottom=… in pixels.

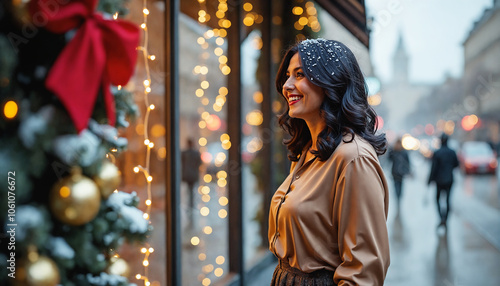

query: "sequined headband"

left=297, top=38, right=347, bottom=83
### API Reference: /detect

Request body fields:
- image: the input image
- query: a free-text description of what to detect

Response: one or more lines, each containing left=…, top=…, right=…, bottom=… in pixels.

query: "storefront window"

left=178, top=2, right=231, bottom=284
left=117, top=1, right=166, bottom=285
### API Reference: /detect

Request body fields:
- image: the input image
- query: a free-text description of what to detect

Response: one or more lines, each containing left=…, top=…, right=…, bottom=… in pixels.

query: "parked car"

left=458, top=141, right=498, bottom=175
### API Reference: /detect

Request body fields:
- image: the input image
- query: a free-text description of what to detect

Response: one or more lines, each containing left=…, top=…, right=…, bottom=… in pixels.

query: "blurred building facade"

left=462, top=0, right=500, bottom=145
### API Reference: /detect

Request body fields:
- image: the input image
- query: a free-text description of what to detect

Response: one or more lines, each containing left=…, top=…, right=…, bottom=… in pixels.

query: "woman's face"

left=283, top=53, right=325, bottom=125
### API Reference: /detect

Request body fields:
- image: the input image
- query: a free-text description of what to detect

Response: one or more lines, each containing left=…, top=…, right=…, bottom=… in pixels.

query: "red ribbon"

left=30, top=0, right=140, bottom=132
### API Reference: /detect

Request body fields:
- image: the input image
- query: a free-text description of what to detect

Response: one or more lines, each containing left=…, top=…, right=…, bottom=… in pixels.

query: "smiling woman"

left=283, top=53, right=325, bottom=126
left=269, top=38, right=390, bottom=286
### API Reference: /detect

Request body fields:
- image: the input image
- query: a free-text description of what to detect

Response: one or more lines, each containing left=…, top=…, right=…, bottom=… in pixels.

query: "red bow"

left=30, top=0, right=140, bottom=132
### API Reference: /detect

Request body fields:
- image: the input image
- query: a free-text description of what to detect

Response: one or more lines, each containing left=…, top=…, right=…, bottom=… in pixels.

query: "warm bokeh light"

left=59, top=186, right=70, bottom=198
left=247, top=137, right=263, bottom=153
left=243, top=2, right=253, bottom=11
left=201, top=152, right=213, bottom=164
left=218, top=55, right=228, bottom=64
left=222, top=140, right=231, bottom=150
left=402, top=134, right=420, bottom=150
left=202, top=194, right=211, bottom=202
left=219, top=196, right=228, bottom=206
left=219, top=86, right=228, bottom=96
left=201, top=80, right=209, bottom=89
left=214, top=47, right=224, bottom=56
left=272, top=101, right=282, bottom=113
left=253, top=91, right=263, bottom=103
left=214, top=152, right=226, bottom=167
left=425, top=124, right=435, bottom=135
left=216, top=170, right=227, bottom=179
left=157, top=147, right=166, bottom=159
left=199, top=137, right=207, bottom=146
left=368, top=93, right=382, bottom=106
left=206, top=114, right=222, bottom=131
left=214, top=268, right=223, bottom=277
left=246, top=110, right=263, bottom=126
left=444, top=120, right=455, bottom=135
left=200, top=207, right=210, bottom=216
left=200, top=186, right=210, bottom=195
left=203, top=226, right=213, bottom=234
left=3, top=100, right=18, bottom=119
left=298, top=16, right=308, bottom=26
left=220, top=133, right=230, bottom=143
left=191, top=236, right=200, bottom=246
left=215, top=256, right=225, bottom=265
left=292, top=6, right=304, bottom=15
left=221, top=65, right=231, bottom=75
left=203, top=174, right=212, bottom=183
left=218, top=209, right=228, bottom=218
left=217, top=178, right=227, bottom=187
left=202, top=278, right=211, bottom=286
left=461, top=114, right=479, bottom=131
left=151, top=124, right=165, bottom=137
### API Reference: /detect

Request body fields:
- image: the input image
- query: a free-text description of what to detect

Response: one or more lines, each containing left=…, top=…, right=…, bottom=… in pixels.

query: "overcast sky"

left=366, top=0, right=493, bottom=84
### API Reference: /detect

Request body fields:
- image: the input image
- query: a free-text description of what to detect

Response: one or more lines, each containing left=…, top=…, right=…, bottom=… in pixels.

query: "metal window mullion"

left=227, top=0, right=244, bottom=285
left=165, top=0, right=181, bottom=285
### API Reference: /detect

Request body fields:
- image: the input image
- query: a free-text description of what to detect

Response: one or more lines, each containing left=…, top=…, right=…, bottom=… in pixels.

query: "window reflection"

left=178, top=11, right=230, bottom=285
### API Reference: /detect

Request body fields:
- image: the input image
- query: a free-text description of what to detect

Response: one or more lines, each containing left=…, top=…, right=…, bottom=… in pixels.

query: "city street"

left=251, top=152, right=500, bottom=286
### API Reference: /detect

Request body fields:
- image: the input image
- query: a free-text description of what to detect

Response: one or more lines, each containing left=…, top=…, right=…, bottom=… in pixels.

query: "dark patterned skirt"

left=270, top=260, right=336, bottom=286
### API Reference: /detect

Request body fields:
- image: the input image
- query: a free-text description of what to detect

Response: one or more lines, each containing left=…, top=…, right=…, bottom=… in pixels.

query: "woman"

left=269, top=39, right=390, bottom=286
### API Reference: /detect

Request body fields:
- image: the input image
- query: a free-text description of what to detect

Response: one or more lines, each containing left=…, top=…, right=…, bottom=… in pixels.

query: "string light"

left=134, top=0, right=156, bottom=284
left=293, top=1, right=321, bottom=36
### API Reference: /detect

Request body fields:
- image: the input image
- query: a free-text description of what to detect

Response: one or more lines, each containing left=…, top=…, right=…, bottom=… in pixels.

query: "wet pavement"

left=250, top=153, right=500, bottom=286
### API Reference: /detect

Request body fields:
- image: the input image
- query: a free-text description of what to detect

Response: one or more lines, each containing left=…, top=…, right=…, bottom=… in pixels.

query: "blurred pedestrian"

left=427, top=134, right=459, bottom=228
left=388, top=137, right=411, bottom=212
left=269, top=38, right=390, bottom=286
left=181, top=138, right=201, bottom=225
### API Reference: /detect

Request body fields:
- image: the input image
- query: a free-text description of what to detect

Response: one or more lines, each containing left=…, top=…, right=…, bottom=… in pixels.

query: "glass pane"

left=117, top=1, right=166, bottom=285
left=241, top=30, right=267, bottom=269
left=178, top=5, right=230, bottom=284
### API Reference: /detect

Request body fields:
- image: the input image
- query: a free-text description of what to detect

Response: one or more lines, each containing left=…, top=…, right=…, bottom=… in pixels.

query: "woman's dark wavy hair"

left=276, top=39, right=387, bottom=161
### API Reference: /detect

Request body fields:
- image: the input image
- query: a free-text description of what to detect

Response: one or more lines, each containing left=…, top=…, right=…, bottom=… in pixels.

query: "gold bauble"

left=93, top=161, right=121, bottom=199
left=49, top=168, right=101, bottom=226
left=17, top=255, right=60, bottom=286
left=106, top=256, right=130, bottom=278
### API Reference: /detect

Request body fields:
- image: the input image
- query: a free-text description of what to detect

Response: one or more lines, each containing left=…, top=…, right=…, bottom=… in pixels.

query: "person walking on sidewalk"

left=388, top=137, right=411, bottom=212
left=181, top=138, right=202, bottom=226
left=428, top=134, right=459, bottom=228
left=269, top=39, right=390, bottom=286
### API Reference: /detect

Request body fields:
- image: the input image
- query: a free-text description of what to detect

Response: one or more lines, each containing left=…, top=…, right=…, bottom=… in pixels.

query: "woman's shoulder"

left=333, top=133, right=378, bottom=162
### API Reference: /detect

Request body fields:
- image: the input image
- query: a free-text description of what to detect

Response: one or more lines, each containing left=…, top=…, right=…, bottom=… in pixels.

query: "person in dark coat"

left=428, top=134, right=459, bottom=228
left=181, top=138, right=202, bottom=224
left=388, top=138, right=411, bottom=211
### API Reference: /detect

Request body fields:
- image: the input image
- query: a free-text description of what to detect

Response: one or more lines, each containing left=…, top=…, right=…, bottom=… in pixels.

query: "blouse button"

left=276, top=232, right=280, bottom=237
left=295, top=175, right=300, bottom=179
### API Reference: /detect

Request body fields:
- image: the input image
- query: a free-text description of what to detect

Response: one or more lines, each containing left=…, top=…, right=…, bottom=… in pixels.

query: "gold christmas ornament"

left=49, top=168, right=101, bottom=226
left=17, top=253, right=60, bottom=286
left=94, top=160, right=121, bottom=199
left=106, top=256, right=130, bottom=278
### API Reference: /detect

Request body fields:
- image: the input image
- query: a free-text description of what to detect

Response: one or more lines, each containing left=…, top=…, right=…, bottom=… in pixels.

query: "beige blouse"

left=269, top=134, right=390, bottom=285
